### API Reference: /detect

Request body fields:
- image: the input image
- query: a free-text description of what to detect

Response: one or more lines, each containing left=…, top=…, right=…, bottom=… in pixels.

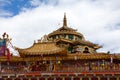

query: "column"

left=107, top=76, right=110, bottom=80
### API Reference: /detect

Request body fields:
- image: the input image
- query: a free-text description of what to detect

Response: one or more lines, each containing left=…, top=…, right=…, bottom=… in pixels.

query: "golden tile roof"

left=16, top=42, right=66, bottom=56
left=55, top=38, right=101, bottom=49
left=48, top=28, right=83, bottom=38
left=1, top=53, right=120, bottom=61
left=73, top=40, right=102, bottom=49
left=0, top=56, right=23, bottom=61
left=66, top=53, right=119, bottom=60
left=48, top=13, right=84, bottom=38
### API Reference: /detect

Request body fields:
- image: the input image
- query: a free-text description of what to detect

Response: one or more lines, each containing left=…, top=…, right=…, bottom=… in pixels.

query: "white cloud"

left=30, top=0, right=43, bottom=6
left=0, top=0, right=120, bottom=54
left=29, top=0, right=58, bottom=7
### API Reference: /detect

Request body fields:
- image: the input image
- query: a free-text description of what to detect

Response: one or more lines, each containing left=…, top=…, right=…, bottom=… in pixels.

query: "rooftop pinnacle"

left=63, top=13, right=67, bottom=27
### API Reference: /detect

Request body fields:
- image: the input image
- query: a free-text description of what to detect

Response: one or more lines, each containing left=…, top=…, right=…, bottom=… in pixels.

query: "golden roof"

left=73, top=40, right=102, bottom=49
left=48, top=13, right=84, bottom=38
left=1, top=53, right=120, bottom=61
left=66, top=53, right=120, bottom=60
left=48, top=28, right=83, bottom=37
left=16, top=42, right=66, bottom=56
left=0, top=56, right=23, bottom=61
left=55, top=38, right=101, bottom=49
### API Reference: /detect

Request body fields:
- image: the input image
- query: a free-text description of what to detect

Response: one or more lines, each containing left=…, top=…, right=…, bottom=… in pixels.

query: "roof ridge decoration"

left=38, top=34, right=49, bottom=43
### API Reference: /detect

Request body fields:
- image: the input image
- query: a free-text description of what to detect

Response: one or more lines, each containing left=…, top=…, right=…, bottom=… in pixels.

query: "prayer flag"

left=0, top=39, right=6, bottom=56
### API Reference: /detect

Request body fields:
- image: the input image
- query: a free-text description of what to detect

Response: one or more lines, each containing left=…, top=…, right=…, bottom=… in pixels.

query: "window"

left=68, top=34, right=74, bottom=40
left=68, top=47, right=73, bottom=53
left=78, top=36, right=82, bottom=40
left=52, top=36, right=56, bottom=39
left=83, top=47, right=90, bottom=53
left=61, top=34, right=66, bottom=38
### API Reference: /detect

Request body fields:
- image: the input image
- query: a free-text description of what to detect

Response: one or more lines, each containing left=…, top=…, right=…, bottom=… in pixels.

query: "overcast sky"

left=0, top=0, right=120, bottom=54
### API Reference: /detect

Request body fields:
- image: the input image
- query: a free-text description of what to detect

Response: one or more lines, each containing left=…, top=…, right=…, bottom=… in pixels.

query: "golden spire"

left=63, top=13, right=67, bottom=27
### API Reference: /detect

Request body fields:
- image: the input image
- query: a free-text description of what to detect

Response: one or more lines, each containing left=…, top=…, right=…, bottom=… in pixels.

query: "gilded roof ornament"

left=63, top=13, right=67, bottom=27
left=40, top=35, right=49, bottom=42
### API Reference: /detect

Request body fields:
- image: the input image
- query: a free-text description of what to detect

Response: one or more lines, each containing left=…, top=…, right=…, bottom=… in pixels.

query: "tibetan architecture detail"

left=17, top=42, right=66, bottom=56
left=0, top=13, right=120, bottom=80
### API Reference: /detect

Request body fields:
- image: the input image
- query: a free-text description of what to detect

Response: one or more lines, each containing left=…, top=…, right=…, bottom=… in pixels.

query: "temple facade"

left=0, top=13, right=120, bottom=80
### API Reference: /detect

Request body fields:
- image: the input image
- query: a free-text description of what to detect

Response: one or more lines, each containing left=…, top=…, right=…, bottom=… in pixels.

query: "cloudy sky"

left=0, top=0, right=120, bottom=54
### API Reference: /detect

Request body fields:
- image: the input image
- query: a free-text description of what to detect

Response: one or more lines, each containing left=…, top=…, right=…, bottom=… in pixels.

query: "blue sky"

left=0, top=0, right=58, bottom=17
left=0, top=0, right=36, bottom=17
left=2, top=0, right=31, bottom=15
left=0, top=0, right=120, bottom=55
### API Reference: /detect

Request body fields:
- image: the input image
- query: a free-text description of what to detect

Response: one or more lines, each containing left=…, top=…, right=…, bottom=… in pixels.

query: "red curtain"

left=73, top=77, right=80, bottom=80
left=6, top=78, right=12, bottom=80
left=15, top=78, right=21, bottom=80
left=56, top=77, right=62, bottom=80
left=110, top=77, right=116, bottom=80
left=23, top=77, right=29, bottom=80
left=100, top=77, right=107, bottom=80
left=91, top=77, right=98, bottom=80
left=0, top=78, right=4, bottom=80
left=31, top=77, right=37, bottom=80
left=48, top=77, right=54, bottom=80
left=39, top=77, right=45, bottom=80
left=65, top=77, right=71, bottom=80
left=82, top=77, right=89, bottom=80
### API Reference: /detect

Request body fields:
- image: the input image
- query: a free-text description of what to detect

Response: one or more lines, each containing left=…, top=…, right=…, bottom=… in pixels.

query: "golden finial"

left=63, top=12, right=67, bottom=27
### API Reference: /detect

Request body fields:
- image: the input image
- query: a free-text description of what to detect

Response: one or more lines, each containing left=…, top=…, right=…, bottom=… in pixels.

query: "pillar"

left=107, top=76, right=110, bottom=80
left=117, top=76, right=120, bottom=80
